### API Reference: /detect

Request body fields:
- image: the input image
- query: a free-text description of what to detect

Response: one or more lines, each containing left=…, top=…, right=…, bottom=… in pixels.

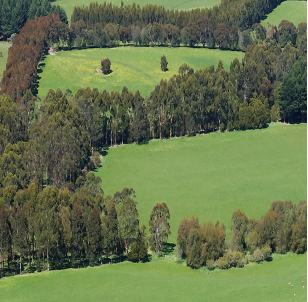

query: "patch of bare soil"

left=48, top=48, right=57, bottom=55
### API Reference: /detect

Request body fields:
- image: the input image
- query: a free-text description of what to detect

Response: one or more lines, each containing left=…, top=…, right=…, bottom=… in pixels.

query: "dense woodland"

left=0, top=0, right=67, bottom=38
left=0, top=0, right=306, bottom=278
left=71, top=0, right=283, bottom=32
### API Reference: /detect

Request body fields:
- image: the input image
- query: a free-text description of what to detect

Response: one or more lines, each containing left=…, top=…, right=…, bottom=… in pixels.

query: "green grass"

left=54, top=0, right=221, bottom=24
left=97, top=123, right=307, bottom=243
left=0, top=42, right=11, bottom=81
left=0, top=253, right=306, bottom=301
left=261, top=1, right=307, bottom=27
left=37, top=47, right=244, bottom=98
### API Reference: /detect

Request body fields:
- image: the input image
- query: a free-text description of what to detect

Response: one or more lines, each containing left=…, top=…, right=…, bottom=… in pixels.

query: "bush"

left=215, top=251, right=245, bottom=269
left=252, top=245, right=272, bottom=262
left=215, top=257, right=229, bottom=269
left=206, top=259, right=215, bottom=270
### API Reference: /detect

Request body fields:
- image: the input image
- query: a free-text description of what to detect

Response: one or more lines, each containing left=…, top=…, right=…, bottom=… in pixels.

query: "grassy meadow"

left=0, top=253, right=306, bottom=302
left=54, top=0, right=222, bottom=24
left=37, top=47, right=244, bottom=98
left=261, top=1, right=307, bottom=27
left=97, top=123, right=307, bottom=242
left=0, top=42, right=10, bottom=81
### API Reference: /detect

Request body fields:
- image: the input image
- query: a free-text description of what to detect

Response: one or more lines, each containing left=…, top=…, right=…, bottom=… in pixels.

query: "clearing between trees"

left=97, top=123, right=307, bottom=242
left=261, top=1, right=307, bottom=27
left=37, top=46, right=244, bottom=98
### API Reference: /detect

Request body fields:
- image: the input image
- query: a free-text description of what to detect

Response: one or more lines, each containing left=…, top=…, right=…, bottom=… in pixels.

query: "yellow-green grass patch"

left=37, top=46, right=244, bottom=98
left=0, top=42, right=11, bottom=81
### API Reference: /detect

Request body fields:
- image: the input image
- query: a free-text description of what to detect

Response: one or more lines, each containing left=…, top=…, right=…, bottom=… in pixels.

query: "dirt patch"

left=96, top=68, right=104, bottom=75
left=96, top=68, right=111, bottom=76
left=48, top=48, right=57, bottom=56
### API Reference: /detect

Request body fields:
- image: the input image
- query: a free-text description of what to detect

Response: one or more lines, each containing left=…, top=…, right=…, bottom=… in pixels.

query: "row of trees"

left=1, top=14, right=63, bottom=101
left=71, top=0, right=283, bottom=31
left=65, top=18, right=306, bottom=51
left=177, top=200, right=307, bottom=269
left=0, top=0, right=67, bottom=38
left=0, top=21, right=305, bottom=194
left=0, top=168, right=172, bottom=277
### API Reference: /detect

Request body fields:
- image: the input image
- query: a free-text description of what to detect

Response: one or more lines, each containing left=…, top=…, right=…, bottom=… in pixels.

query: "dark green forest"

left=0, top=0, right=67, bottom=38
left=0, top=0, right=306, bottom=278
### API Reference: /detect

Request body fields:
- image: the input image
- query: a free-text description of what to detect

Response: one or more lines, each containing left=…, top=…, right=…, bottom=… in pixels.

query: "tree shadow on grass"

left=138, top=138, right=151, bottom=145
left=99, top=146, right=109, bottom=156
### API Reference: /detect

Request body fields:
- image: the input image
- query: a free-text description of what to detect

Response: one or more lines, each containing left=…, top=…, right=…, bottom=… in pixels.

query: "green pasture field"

left=54, top=0, right=222, bottom=24
left=97, top=123, right=307, bottom=243
left=261, top=1, right=307, bottom=27
left=0, top=252, right=306, bottom=301
left=37, top=47, right=244, bottom=98
left=0, top=42, right=10, bottom=81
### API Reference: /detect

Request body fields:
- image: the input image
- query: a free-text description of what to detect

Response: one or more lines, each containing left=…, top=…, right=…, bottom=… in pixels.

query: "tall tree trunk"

left=111, top=127, right=113, bottom=146
left=47, top=248, right=49, bottom=271
left=43, top=250, right=45, bottom=270
left=28, top=246, right=31, bottom=268
left=20, top=255, right=22, bottom=275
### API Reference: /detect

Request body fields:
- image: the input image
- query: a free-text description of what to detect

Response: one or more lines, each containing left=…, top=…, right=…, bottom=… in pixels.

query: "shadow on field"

left=138, top=138, right=150, bottom=145
left=99, top=146, right=109, bottom=156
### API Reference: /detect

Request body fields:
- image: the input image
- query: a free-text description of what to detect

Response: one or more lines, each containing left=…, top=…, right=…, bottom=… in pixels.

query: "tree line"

left=0, top=16, right=305, bottom=194
left=177, top=200, right=307, bottom=269
left=0, top=166, right=173, bottom=277
left=71, top=0, right=283, bottom=31
left=0, top=0, right=67, bottom=38
left=1, top=14, right=63, bottom=101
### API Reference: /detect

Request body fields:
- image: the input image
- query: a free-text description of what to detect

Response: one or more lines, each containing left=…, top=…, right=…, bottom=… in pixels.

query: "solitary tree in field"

left=101, top=58, right=111, bottom=74
left=161, top=55, right=168, bottom=72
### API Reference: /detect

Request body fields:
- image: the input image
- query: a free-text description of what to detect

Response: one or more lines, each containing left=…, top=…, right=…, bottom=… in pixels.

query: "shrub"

left=252, top=245, right=272, bottom=262
left=215, top=251, right=245, bottom=269
left=206, top=259, right=215, bottom=270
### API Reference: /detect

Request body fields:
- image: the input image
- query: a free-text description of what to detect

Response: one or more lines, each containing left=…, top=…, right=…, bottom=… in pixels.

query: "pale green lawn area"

left=97, top=123, right=307, bottom=243
left=37, top=46, right=244, bottom=98
left=261, top=1, right=307, bottom=27
left=0, top=252, right=306, bottom=302
left=0, top=42, right=11, bottom=81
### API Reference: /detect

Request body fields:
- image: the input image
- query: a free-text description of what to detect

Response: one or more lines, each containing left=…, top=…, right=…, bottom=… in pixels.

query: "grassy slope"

left=0, top=42, right=10, bottom=81
left=37, top=47, right=244, bottom=98
left=261, top=1, right=307, bottom=27
left=0, top=253, right=306, bottom=302
left=54, top=0, right=221, bottom=24
left=97, top=123, right=307, bottom=242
